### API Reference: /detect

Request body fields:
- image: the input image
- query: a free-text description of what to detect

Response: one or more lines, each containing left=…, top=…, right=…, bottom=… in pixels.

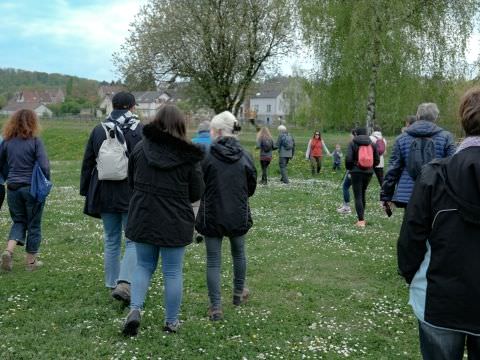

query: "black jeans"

left=0, top=184, right=5, bottom=210
left=374, top=167, right=384, bottom=187
left=260, top=159, right=271, bottom=184
left=351, top=172, right=373, bottom=221
left=310, top=156, right=322, bottom=174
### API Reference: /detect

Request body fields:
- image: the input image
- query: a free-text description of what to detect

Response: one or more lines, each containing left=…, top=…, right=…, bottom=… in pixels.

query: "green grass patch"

left=0, top=120, right=419, bottom=359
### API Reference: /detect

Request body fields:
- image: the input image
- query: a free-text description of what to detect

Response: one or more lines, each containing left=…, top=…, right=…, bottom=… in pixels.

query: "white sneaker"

left=336, top=205, right=352, bottom=214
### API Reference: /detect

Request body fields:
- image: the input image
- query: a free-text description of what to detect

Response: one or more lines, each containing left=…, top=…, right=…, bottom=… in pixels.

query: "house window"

left=267, top=104, right=272, bottom=113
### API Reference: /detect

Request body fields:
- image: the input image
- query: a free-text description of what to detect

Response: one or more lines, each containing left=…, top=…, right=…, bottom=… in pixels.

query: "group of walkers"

left=0, top=86, right=479, bottom=359
left=79, top=93, right=256, bottom=336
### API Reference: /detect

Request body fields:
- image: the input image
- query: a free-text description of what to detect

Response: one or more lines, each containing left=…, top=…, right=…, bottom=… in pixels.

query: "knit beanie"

left=211, top=111, right=236, bottom=134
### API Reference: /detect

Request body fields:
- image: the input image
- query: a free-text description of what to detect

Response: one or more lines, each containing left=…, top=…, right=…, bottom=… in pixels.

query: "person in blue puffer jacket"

left=381, top=103, right=456, bottom=208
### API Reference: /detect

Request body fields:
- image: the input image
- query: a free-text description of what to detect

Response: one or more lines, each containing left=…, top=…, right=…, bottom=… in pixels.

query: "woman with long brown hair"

left=122, top=105, right=204, bottom=336
left=256, top=127, right=275, bottom=185
left=0, top=109, right=50, bottom=271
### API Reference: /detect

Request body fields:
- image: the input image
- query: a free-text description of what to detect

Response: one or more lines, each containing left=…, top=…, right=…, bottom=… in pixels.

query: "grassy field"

left=0, top=119, right=420, bottom=359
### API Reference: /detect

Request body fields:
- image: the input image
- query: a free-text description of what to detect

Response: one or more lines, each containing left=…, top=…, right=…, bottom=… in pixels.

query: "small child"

left=332, top=144, right=343, bottom=171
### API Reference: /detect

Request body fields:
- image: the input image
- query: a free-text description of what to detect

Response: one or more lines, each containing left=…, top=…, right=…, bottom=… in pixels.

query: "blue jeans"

left=101, top=213, right=136, bottom=288
left=7, top=186, right=45, bottom=254
left=419, top=321, right=480, bottom=360
left=342, top=172, right=351, bottom=204
left=130, top=243, right=185, bottom=324
left=205, top=235, right=246, bottom=309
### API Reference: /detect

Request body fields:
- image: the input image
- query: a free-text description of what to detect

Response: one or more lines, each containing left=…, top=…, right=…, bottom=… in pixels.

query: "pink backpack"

left=376, top=138, right=386, bottom=155
left=357, top=145, right=374, bottom=169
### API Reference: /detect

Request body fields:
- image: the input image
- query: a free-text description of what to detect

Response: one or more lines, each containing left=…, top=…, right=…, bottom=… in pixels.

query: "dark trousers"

left=310, top=156, right=322, bottom=174
left=374, top=167, right=384, bottom=187
left=419, top=321, right=480, bottom=360
left=279, top=157, right=290, bottom=183
left=0, top=184, right=5, bottom=210
left=260, top=159, right=271, bottom=184
left=351, top=172, right=372, bottom=221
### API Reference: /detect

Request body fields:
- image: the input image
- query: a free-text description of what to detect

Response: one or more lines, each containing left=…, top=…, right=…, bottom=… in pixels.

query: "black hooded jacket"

left=80, top=111, right=144, bottom=218
left=125, top=124, right=205, bottom=247
left=345, top=135, right=380, bottom=174
left=398, top=146, right=480, bottom=333
left=195, top=136, right=257, bottom=238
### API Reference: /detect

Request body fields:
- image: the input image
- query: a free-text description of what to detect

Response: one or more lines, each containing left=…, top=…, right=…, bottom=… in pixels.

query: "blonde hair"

left=256, top=127, right=273, bottom=142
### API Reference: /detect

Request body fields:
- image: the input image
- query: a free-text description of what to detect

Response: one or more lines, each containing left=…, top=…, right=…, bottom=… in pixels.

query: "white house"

left=247, top=89, right=288, bottom=126
left=0, top=101, right=53, bottom=117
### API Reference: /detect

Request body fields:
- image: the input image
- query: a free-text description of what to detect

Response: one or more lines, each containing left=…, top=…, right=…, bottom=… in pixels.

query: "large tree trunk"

left=365, top=16, right=381, bottom=134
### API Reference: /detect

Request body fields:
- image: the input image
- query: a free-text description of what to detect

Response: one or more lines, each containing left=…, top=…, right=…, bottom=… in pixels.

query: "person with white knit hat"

left=275, top=124, right=295, bottom=184
left=196, top=111, right=257, bottom=321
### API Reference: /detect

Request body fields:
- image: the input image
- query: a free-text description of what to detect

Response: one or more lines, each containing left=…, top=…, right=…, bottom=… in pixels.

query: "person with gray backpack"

left=381, top=103, right=456, bottom=210
left=80, top=92, right=143, bottom=305
left=276, top=125, right=295, bottom=184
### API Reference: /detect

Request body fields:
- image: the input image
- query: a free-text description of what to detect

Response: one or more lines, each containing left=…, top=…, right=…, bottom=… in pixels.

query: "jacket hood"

left=440, top=147, right=480, bottom=225
left=210, top=136, right=243, bottom=163
left=405, top=120, right=443, bottom=137
left=372, top=131, right=383, bottom=139
left=353, top=134, right=372, bottom=145
left=142, top=123, right=204, bottom=169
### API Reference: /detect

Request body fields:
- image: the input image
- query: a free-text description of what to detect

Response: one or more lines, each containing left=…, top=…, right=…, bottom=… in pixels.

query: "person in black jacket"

left=80, top=92, right=143, bottom=303
left=122, top=105, right=204, bottom=336
left=345, top=127, right=380, bottom=228
left=398, top=88, right=480, bottom=360
left=196, top=111, right=257, bottom=321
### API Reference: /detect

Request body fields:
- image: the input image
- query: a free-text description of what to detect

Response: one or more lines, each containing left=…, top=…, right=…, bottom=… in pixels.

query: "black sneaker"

left=112, top=282, right=131, bottom=305
left=123, top=309, right=141, bottom=336
left=163, top=320, right=180, bottom=333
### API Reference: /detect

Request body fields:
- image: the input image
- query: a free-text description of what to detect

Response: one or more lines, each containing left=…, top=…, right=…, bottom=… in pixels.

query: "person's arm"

left=372, top=144, right=380, bottom=168
left=35, top=138, right=50, bottom=180
left=189, top=162, right=205, bottom=203
left=444, top=131, right=456, bottom=157
left=322, top=140, right=331, bottom=156
left=305, top=140, right=311, bottom=159
left=397, top=169, right=433, bottom=284
left=80, top=129, right=97, bottom=196
left=345, top=142, right=355, bottom=170
left=381, top=138, right=403, bottom=201
left=128, top=149, right=135, bottom=190
left=244, top=152, right=257, bottom=197
left=292, top=136, right=296, bottom=157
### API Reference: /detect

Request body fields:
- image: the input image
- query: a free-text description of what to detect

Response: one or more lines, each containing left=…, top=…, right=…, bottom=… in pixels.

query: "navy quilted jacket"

left=381, top=121, right=456, bottom=205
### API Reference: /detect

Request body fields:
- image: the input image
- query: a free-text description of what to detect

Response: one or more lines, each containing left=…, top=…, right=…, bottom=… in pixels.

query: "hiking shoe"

left=194, top=232, right=204, bottom=243
left=1, top=250, right=13, bottom=271
left=208, top=307, right=224, bottom=322
left=163, top=320, right=180, bottom=333
left=112, top=282, right=131, bottom=304
left=233, top=288, right=250, bottom=306
left=355, top=220, right=366, bottom=228
left=26, top=259, right=43, bottom=271
left=123, top=309, right=141, bottom=336
left=336, top=205, right=352, bottom=214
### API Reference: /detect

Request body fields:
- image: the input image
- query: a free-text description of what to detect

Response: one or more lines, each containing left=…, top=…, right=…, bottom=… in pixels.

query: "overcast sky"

left=0, top=0, right=478, bottom=82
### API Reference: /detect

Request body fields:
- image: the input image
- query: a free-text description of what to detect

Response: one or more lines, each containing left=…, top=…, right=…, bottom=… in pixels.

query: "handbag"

left=30, top=139, right=52, bottom=203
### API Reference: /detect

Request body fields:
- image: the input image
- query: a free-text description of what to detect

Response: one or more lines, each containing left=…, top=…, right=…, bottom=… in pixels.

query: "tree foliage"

left=297, top=0, right=480, bottom=133
left=115, top=0, right=293, bottom=114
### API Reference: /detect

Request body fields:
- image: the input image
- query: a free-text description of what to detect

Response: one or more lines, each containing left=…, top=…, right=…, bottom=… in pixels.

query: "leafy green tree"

left=115, top=0, right=293, bottom=115
left=298, top=0, right=480, bottom=132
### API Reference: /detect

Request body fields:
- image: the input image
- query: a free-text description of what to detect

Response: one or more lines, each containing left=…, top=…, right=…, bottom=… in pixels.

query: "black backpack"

left=261, top=139, right=273, bottom=152
left=407, top=136, right=436, bottom=179
left=283, top=134, right=294, bottom=150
